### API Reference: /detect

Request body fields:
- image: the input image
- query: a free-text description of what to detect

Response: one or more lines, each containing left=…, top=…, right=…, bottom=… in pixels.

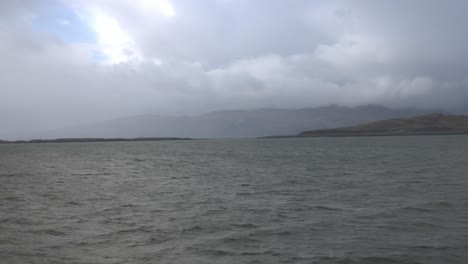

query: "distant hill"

left=293, top=114, right=468, bottom=137
left=36, top=105, right=439, bottom=139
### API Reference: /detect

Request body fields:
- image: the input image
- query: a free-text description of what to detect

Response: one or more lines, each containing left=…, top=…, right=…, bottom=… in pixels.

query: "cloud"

left=58, top=19, right=70, bottom=25
left=1, top=0, right=468, bottom=138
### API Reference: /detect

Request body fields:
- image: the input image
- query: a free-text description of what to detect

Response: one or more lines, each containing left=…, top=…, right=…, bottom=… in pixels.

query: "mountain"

left=39, top=105, right=441, bottom=139
left=294, top=114, right=468, bottom=137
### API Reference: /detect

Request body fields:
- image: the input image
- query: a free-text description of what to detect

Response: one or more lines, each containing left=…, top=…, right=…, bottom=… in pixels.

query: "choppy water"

left=1, top=136, right=468, bottom=264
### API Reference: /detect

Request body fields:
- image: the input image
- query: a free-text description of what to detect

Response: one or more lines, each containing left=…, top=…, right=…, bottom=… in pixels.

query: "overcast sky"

left=2, top=0, right=468, bottom=135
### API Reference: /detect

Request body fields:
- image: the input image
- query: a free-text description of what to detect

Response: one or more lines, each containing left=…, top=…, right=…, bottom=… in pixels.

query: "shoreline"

left=0, top=137, right=193, bottom=144
left=260, top=132, right=468, bottom=139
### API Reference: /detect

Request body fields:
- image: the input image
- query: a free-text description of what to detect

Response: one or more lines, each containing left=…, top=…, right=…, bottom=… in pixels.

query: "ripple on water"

left=1, top=137, right=468, bottom=263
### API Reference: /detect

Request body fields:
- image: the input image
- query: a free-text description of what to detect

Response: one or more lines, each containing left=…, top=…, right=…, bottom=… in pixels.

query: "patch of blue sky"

left=33, top=1, right=96, bottom=44
left=91, top=50, right=108, bottom=61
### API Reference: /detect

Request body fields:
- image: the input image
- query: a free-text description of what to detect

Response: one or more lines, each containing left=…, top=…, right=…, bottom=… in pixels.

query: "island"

left=0, top=137, right=192, bottom=144
left=262, top=113, right=468, bottom=138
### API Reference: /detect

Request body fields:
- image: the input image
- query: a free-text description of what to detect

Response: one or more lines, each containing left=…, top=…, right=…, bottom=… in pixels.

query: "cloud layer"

left=1, top=0, right=468, bottom=137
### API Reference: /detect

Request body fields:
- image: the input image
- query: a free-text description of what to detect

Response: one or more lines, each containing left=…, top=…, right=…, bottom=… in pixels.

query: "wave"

left=30, top=229, right=67, bottom=236
left=314, top=256, right=422, bottom=264
left=0, top=173, right=32, bottom=178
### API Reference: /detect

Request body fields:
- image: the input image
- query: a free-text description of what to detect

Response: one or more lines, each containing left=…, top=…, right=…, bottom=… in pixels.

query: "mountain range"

left=36, top=105, right=444, bottom=139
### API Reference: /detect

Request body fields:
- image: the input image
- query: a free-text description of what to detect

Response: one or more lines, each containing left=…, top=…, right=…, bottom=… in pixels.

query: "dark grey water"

left=1, top=136, right=468, bottom=264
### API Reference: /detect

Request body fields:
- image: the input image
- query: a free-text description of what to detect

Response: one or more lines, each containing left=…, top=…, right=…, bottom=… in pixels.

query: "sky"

left=2, top=0, right=468, bottom=136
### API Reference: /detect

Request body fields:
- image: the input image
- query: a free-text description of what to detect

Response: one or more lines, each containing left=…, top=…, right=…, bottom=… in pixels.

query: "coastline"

left=260, top=131, right=468, bottom=139
left=0, top=137, right=192, bottom=144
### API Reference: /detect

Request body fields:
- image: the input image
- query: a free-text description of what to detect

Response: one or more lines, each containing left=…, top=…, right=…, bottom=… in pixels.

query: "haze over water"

left=1, top=136, right=467, bottom=263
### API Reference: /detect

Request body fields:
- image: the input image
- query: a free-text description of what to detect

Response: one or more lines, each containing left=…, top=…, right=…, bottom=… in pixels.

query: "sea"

left=1, top=136, right=467, bottom=264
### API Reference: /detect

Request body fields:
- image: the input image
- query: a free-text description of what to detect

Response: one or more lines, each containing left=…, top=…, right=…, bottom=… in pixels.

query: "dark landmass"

left=0, top=137, right=191, bottom=144
left=30, top=105, right=440, bottom=139
left=263, top=114, right=468, bottom=138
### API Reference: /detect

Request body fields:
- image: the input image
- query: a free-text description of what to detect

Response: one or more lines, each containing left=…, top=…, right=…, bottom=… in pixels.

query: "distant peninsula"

left=263, top=114, right=468, bottom=138
left=0, top=137, right=192, bottom=144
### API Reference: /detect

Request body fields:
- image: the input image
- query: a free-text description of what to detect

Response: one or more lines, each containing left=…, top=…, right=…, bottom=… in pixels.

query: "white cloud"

left=137, top=0, right=176, bottom=17
left=58, top=19, right=70, bottom=25
left=315, top=34, right=392, bottom=69
left=87, top=9, right=141, bottom=64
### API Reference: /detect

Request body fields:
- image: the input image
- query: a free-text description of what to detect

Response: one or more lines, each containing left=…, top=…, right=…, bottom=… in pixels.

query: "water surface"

left=1, top=136, right=468, bottom=263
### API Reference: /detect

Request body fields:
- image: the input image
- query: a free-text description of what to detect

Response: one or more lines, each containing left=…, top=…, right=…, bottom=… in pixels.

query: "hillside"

left=296, top=114, right=468, bottom=137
